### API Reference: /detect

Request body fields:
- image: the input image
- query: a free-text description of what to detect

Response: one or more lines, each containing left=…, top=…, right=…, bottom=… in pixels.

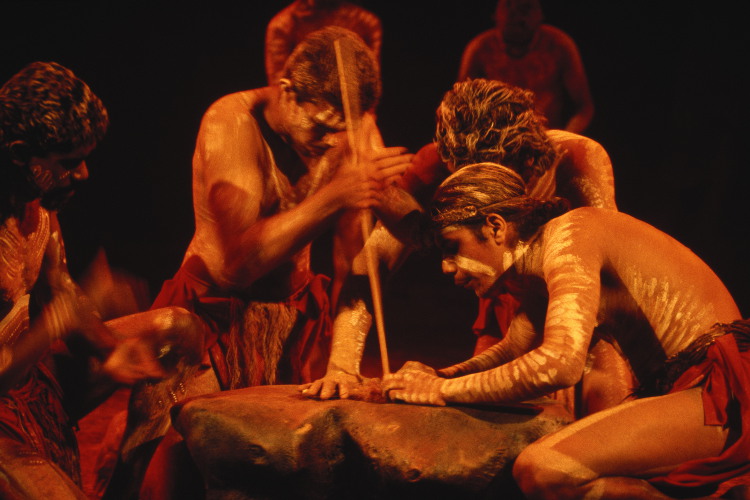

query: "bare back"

left=441, top=208, right=740, bottom=405
left=537, top=208, right=740, bottom=382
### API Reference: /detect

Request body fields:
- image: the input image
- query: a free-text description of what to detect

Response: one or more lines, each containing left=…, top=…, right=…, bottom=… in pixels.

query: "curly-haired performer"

left=304, top=78, right=628, bottom=419
left=0, top=62, right=203, bottom=498
left=383, top=163, right=747, bottom=499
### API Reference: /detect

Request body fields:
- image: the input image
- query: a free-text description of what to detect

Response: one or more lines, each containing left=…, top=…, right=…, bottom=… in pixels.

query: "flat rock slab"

left=172, top=385, right=572, bottom=499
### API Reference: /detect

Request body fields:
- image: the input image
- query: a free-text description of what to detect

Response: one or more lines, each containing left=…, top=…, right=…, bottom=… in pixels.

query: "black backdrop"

left=3, top=1, right=749, bottom=373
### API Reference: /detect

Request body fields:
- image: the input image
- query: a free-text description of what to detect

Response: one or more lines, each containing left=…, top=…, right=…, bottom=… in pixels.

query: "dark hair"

left=282, top=26, right=380, bottom=114
left=435, top=79, right=558, bottom=181
left=431, top=162, right=569, bottom=240
left=0, top=61, right=108, bottom=157
left=1, top=62, right=108, bottom=218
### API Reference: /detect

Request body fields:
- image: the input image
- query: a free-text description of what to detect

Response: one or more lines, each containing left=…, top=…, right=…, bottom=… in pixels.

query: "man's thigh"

left=535, top=387, right=729, bottom=478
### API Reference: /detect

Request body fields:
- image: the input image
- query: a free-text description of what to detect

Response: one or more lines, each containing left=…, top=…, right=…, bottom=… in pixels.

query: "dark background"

left=3, top=1, right=749, bottom=373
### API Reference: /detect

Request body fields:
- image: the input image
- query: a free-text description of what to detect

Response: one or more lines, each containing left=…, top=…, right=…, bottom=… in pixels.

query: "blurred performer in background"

left=458, top=0, right=594, bottom=133
left=0, top=61, right=202, bottom=498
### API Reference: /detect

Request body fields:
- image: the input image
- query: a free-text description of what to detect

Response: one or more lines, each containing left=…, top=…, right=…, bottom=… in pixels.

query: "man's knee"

left=513, top=443, right=596, bottom=500
left=160, top=306, right=203, bottom=334
left=156, top=307, right=206, bottom=362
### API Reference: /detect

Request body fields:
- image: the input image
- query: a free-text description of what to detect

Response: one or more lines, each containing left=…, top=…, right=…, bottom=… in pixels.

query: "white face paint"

left=439, top=226, right=505, bottom=297
left=287, top=97, right=346, bottom=158
left=453, top=254, right=498, bottom=278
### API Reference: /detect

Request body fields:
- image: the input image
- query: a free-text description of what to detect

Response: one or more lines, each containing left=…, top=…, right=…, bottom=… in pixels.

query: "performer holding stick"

left=107, top=27, right=415, bottom=499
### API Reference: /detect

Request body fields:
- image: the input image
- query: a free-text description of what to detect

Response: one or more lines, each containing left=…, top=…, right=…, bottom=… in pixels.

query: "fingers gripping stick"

left=334, top=38, right=390, bottom=375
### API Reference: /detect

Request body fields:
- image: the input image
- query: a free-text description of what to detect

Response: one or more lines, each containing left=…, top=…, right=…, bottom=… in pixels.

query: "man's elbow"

left=550, top=362, right=585, bottom=390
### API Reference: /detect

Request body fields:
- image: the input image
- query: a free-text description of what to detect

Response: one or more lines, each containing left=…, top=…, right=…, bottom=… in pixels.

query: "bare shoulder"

left=540, top=208, right=615, bottom=267
left=196, top=91, right=265, bottom=162
left=464, top=28, right=499, bottom=52
left=547, top=129, right=605, bottom=154
left=537, top=25, right=580, bottom=52
left=543, top=207, right=617, bottom=241
left=201, top=90, right=257, bottom=125
left=193, top=90, right=269, bottom=190
left=547, top=130, right=611, bottom=171
left=550, top=208, right=653, bottom=243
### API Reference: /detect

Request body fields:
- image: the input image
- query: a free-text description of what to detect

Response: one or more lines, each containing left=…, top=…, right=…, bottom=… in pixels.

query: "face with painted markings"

left=437, top=216, right=513, bottom=298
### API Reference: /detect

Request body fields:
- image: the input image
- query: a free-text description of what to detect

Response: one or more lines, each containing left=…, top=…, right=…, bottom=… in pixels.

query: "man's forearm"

left=327, top=275, right=373, bottom=375
left=220, top=186, right=343, bottom=288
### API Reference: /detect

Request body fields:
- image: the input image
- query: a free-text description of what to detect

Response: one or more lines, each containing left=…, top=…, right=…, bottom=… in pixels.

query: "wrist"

left=438, top=376, right=458, bottom=403
left=327, top=360, right=361, bottom=379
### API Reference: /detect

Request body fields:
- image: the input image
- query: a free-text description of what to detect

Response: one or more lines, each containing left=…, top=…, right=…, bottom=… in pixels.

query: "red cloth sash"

left=649, top=332, right=750, bottom=496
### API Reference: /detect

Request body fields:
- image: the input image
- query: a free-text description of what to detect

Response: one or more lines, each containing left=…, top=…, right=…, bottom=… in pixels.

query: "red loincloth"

left=648, top=322, right=750, bottom=497
left=151, top=259, right=331, bottom=389
left=0, top=360, right=81, bottom=486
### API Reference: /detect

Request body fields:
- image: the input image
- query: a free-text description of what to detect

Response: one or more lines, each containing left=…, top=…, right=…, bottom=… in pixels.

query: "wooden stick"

left=334, top=39, right=390, bottom=375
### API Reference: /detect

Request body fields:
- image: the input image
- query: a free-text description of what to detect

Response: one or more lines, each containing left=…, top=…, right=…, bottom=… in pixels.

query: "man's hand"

left=299, top=369, right=362, bottom=400
left=101, top=336, right=169, bottom=385
left=101, top=307, right=205, bottom=386
left=327, top=146, right=413, bottom=211
left=364, top=146, right=414, bottom=188
left=382, top=361, right=447, bottom=406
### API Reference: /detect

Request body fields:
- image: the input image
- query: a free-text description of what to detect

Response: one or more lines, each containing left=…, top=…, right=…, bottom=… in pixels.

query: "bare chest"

left=0, top=205, right=49, bottom=305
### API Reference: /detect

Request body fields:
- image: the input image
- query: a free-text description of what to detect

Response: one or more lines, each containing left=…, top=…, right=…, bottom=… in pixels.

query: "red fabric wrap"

left=0, top=361, right=81, bottom=485
left=472, top=294, right=520, bottom=338
left=151, top=262, right=331, bottom=390
left=649, top=331, right=750, bottom=496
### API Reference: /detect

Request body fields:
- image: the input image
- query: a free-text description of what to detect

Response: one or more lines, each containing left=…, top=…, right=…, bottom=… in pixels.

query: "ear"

left=278, top=78, right=294, bottom=93
left=485, top=214, right=508, bottom=244
left=8, top=140, right=31, bottom=166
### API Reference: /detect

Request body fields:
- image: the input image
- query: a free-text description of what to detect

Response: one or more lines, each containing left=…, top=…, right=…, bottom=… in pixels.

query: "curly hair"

left=1, top=62, right=108, bottom=218
left=435, top=79, right=559, bottom=180
left=282, top=26, right=380, bottom=114
left=0, top=61, right=109, bottom=157
left=431, top=162, right=569, bottom=240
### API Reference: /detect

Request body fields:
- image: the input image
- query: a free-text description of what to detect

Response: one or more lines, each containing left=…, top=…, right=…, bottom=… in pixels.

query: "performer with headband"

left=383, top=162, right=747, bottom=499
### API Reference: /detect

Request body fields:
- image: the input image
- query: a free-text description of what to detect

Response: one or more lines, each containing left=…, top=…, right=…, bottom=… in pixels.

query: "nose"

left=71, top=161, right=89, bottom=181
left=441, top=257, right=457, bottom=274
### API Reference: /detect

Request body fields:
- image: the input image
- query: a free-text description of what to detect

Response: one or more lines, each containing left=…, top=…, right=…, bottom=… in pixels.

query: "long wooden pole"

left=334, top=39, right=390, bottom=375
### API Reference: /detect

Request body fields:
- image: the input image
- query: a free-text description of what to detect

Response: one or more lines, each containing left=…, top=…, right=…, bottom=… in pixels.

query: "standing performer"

left=458, top=0, right=595, bottom=133
left=383, top=162, right=746, bottom=499
left=106, top=27, right=413, bottom=500
left=0, top=61, right=203, bottom=498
